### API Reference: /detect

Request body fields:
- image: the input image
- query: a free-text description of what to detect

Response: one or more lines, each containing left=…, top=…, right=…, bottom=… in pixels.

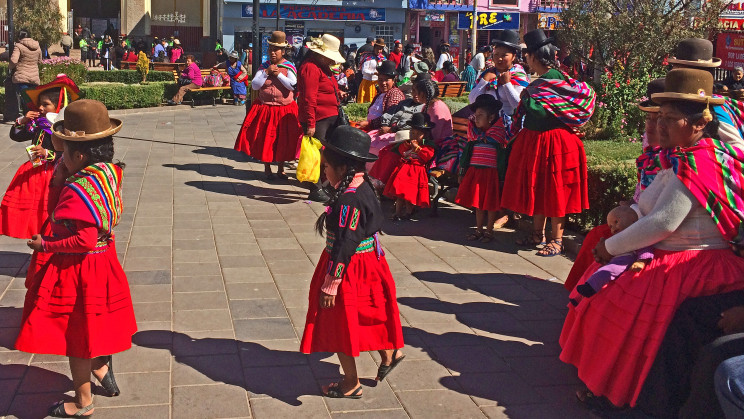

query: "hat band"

left=309, top=37, right=328, bottom=52
left=62, top=127, right=111, bottom=137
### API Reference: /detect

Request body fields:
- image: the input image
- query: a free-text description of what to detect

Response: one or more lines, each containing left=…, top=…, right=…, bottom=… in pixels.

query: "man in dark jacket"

left=355, top=37, right=374, bottom=67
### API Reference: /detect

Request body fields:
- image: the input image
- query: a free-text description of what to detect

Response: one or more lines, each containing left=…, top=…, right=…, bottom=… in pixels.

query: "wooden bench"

left=437, top=81, right=466, bottom=98
left=171, top=69, right=232, bottom=107
left=154, top=61, right=183, bottom=72
left=120, top=61, right=137, bottom=70
left=428, top=115, right=469, bottom=216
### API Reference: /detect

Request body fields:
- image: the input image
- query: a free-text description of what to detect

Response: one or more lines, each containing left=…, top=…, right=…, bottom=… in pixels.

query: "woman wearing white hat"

left=297, top=34, right=346, bottom=201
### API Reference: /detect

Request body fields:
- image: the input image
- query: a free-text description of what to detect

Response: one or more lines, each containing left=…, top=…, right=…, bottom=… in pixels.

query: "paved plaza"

left=0, top=106, right=591, bottom=418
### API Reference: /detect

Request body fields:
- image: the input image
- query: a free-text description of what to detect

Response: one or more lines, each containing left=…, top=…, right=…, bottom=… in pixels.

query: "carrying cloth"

left=659, top=138, right=744, bottom=242
left=54, top=162, right=123, bottom=235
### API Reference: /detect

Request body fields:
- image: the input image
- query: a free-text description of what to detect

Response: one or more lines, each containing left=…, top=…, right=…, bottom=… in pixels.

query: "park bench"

left=170, top=68, right=231, bottom=107
left=154, top=61, right=183, bottom=72
left=428, top=115, right=469, bottom=215
left=437, top=81, right=466, bottom=98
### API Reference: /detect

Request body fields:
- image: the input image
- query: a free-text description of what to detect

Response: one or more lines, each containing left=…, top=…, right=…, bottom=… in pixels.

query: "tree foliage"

left=14, top=0, right=64, bottom=47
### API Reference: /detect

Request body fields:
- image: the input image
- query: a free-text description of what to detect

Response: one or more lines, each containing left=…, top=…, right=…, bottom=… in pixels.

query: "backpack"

left=221, top=72, right=231, bottom=86
left=204, top=69, right=223, bottom=87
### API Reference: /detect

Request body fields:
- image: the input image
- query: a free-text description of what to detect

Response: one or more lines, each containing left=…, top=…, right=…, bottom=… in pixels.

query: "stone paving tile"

left=0, top=107, right=585, bottom=418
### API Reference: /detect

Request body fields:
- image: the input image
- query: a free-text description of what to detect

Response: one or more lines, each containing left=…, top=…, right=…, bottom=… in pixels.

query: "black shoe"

left=166, top=99, right=178, bottom=106
left=307, top=189, right=330, bottom=202
left=96, top=355, right=120, bottom=396
left=48, top=401, right=94, bottom=418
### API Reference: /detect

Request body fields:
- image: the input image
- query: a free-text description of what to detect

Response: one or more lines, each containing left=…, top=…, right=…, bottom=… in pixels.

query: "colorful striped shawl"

left=659, top=138, right=744, bottom=242
left=635, top=146, right=662, bottom=192
left=64, top=163, right=123, bottom=235
left=719, top=96, right=744, bottom=142
left=467, top=118, right=508, bottom=147
left=519, top=71, right=596, bottom=129
left=259, top=60, right=297, bottom=78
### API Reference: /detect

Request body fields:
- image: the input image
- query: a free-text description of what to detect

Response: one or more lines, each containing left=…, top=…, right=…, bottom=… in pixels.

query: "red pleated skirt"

left=16, top=242, right=137, bottom=358
left=234, top=101, right=302, bottom=163
left=564, top=224, right=613, bottom=291
left=0, top=160, right=55, bottom=239
left=559, top=248, right=744, bottom=408
left=300, top=250, right=404, bottom=357
left=369, top=146, right=401, bottom=184
left=383, top=161, right=430, bottom=207
left=501, top=127, right=589, bottom=217
left=455, top=166, right=501, bottom=212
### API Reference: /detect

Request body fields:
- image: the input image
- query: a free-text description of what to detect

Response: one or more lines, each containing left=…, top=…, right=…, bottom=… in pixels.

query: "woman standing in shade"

left=235, top=31, right=301, bottom=180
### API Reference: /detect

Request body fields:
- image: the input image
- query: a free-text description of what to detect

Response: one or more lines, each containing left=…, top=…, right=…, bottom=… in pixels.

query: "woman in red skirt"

left=500, top=30, right=595, bottom=256
left=455, top=95, right=509, bottom=243
left=234, top=31, right=302, bottom=180
left=560, top=69, right=744, bottom=411
left=301, top=126, right=405, bottom=399
left=0, top=75, right=79, bottom=239
left=17, top=100, right=137, bottom=418
left=383, top=112, right=435, bottom=219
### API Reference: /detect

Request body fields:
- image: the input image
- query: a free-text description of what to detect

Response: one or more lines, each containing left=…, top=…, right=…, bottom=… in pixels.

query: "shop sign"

left=424, top=12, right=446, bottom=21
left=285, top=21, right=305, bottom=48
left=538, top=13, right=564, bottom=30
left=457, top=12, right=519, bottom=30
left=721, top=18, right=744, bottom=31
left=722, top=1, right=744, bottom=19
left=242, top=4, right=385, bottom=22
left=717, top=32, right=744, bottom=69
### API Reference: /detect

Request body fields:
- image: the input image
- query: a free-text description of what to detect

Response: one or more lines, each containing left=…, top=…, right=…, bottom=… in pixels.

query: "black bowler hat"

left=668, top=38, right=721, bottom=68
left=409, top=112, right=434, bottom=130
left=377, top=60, right=397, bottom=78
left=469, top=94, right=503, bottom=114
left=638, top=78, right=665, bottom=113
left=321, top=126, right=378, bottom=162
left=523, top=29, right=554, bottom=52
left=491, top=30, right=521, bottom=51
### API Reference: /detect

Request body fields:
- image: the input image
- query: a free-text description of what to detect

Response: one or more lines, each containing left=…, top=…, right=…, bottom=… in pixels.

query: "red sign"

left=721, top=18, right=744, bottom=31
left=717, top=32, right=744, bottom=69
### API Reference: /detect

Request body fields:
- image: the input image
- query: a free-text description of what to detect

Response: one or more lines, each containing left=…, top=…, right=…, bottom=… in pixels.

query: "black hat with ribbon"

left=321, top=126, right=378, bottom=162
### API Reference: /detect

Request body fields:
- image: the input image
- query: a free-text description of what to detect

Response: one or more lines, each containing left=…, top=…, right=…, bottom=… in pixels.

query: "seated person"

left=357, top=61, right=405, bottom=132
left=569, top=206, right=653, bottom=305
left=723, top=67, right=744, bottom=92
left=438, top=61, right=460, bottom=83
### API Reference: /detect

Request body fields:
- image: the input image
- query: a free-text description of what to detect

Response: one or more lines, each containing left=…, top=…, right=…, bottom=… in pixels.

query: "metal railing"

left=0, top=8, right=8, bottom=47
left=531, top=0, right=571, bottom=10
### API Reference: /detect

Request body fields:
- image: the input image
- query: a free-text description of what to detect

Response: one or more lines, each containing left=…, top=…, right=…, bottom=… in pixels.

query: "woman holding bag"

left=297, top=34, right=346, bottom=202
left=215, top=51, right=249, bottom=105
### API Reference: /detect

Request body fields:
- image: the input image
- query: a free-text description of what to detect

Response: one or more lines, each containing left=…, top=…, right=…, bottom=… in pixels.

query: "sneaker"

left=307, top=189, right=330, bottom=203
left=166, top=100, right=178, bottom=106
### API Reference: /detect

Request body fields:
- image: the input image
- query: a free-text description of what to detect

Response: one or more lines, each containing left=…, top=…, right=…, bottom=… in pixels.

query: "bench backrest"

left=438, top=82, right=466, bottom=98
left=172, top=68, right=228, bottom=81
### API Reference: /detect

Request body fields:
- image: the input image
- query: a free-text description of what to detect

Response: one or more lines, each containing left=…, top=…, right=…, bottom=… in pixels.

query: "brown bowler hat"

left=52, top=99, right=123, bottom=142
left=651, top=68, right=725, bottom=106
left=267, top=31, right=288, bottom=48
left=668, top=38, right=721, bottom=68
left=374, top=38, right=386, bottom=47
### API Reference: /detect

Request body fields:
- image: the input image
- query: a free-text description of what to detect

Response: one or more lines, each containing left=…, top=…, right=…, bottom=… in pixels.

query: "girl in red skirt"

left=501, top=30, right=595, bottom=256
left=301, top=126, right=405, bottom=399
left=383, top=112, right=435, bottom=219
left=455, top=95, right=509, bottom=243
left=17, top=100, right=137, bottom=418
left=0, top=75, right=79, bottom=239
left=234, top=31, right=302, bottom=180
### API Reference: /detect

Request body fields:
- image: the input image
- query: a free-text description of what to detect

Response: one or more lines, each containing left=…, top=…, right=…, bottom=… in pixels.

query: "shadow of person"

left=184, top=180, right=308, bottom=205
left=0, top=306, right=22, bottom=349
left=132, top=330, right=345, bottom=406
left=163, top=163, right=257, bottom=181
left=191, top=146, right=253, bottom=163
left=0, top=363, right=74, bottom=419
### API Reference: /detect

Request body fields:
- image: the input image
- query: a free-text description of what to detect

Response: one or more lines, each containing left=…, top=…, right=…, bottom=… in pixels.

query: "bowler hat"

left=469, top=94, right=503, bottom=114
left=409, top=112, right=434, bottom=130
left=52, top=99, right=123, bottom=142
left=378, top=60, right=397, bottom=78
left=267, top=31, right=289, bottom=48
left=523, top=29, right=554, bottom=52
left=321, top=126, right=377, bottom=162
left=668, top=38, right=721, bottom=68
left=374, top=38, right=386, bottom=47
left=491, top=30, right=521, bottom=51
left=638, top=78, right=665, bottom=113
left=651, top=68, right=724, bottom=106
left=229, top=50, right=239, bottom=59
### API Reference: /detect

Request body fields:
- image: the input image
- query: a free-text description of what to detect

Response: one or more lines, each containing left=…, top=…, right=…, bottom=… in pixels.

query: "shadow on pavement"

left=191, top=146, right=252, bottom=162
left=132, top=330, right=344, bottom=406
left=185, top=180, right=307, bottom=205
left=163, top=163, right=257, bottom=181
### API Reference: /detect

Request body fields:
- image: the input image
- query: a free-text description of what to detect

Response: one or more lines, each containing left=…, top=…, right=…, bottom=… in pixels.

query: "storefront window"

left=376, top=25, right=394, bottom=47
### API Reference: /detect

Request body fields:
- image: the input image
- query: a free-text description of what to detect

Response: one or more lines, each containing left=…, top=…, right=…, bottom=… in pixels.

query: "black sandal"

left=323, top=382, right=363, bottom=399
left=575, top=389, right=624, bottom=411
left=537, top=239, right=563, bottom=257
left=96, top=356, right=120, bottom=397
left=466, top=230, right=484, bottom=241
left=480, top=231, right=495, bottom=243
left=48, top=401, right=94, bottom=418
left=516, top=230, right=546, bottom=247
left=376, top=349, right=406, bottom=381
left=276, top=172, right=288, bottom=180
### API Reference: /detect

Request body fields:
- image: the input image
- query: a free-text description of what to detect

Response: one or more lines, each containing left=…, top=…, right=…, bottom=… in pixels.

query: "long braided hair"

left=314, top=147, right=377, bottom=236
left=414, top=78, right=438, bottom=114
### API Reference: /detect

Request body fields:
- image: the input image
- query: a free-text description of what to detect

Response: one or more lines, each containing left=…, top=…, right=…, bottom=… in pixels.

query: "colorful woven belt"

left=58, top=240, right=109, bottom=255
left=325, top=231, right=376, bottom=254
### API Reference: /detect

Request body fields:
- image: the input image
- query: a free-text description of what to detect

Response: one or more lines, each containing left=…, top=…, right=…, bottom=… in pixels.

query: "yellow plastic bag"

left=296, top=135, right=322, bottom=183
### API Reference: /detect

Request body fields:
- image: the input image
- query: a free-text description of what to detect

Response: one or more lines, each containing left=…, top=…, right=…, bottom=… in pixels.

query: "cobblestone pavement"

left=0, top=106, right=591, bottom=418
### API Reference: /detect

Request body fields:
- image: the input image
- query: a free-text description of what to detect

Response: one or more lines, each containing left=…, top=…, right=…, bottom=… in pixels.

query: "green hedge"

left=86, top=70, right=174, bottom=84
left=77, top=81, right=228, bottom=109
left=39, top=62, right=87, bottom=86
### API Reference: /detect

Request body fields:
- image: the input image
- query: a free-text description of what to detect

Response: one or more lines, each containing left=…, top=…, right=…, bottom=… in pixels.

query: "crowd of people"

left=6, top=23, right=744, bottom=418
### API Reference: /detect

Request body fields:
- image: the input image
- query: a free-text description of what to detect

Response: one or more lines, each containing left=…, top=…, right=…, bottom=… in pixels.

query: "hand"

left=592, top=238, right=613, bottom=264
left=497, top=71, right=511, bottom=86
left=482, top=72, right=496, bottom=82
left=629, top=261, right=646, bottom=272
left=410, top=139, right=420, bottom=148
left=357, top=120, right=369, bottom=129
left=29, top=144, right=46, bottom=158
left=27, top=234, right=43, bottom=251
left=319, top=292, right=336, bottom=309
left=718, top=306, right=744, bottom=334
left=339, top=91, right=349, bottom=100
left=379, top=126, right=392, bottom=134
left=305, top=126, right=316, bottom=138
left=268, top=64, right=280, bottom=76
left=21, top=111, right=39, bottom=124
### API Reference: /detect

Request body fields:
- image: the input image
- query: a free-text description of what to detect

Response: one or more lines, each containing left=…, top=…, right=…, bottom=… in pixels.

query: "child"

left=455, top=95, right=509, bottom=243
left=0, top=75, right=79, bottom=239
left=300, top=125, right=404, bottom=399
left=16, top=100, right=137, bottom=418
left=569, top=205, right=654, bottom=306
left=383, top=113, right=435, bottom=220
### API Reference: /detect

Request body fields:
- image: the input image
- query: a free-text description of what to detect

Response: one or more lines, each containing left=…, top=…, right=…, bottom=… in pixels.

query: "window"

left=376, top=26, right=394, bottom=47
left=491, top=0, right=518, bottom=5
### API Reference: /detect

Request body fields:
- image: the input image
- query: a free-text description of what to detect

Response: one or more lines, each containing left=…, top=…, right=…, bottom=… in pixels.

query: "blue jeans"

left=716, top=353, right=744, bottom=418
left=15, top=83, right=37, bottom=114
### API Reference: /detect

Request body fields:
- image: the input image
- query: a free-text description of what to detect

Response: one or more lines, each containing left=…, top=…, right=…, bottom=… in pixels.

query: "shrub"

left=86, top=70, right=174, bottom=84
left=80, top=82, right=166, bottom=109
left=344, top=103, right=368, bottom=122
left=39, top=57, right=87, bottom=86
left=0, top=63, right=9, bottom=81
